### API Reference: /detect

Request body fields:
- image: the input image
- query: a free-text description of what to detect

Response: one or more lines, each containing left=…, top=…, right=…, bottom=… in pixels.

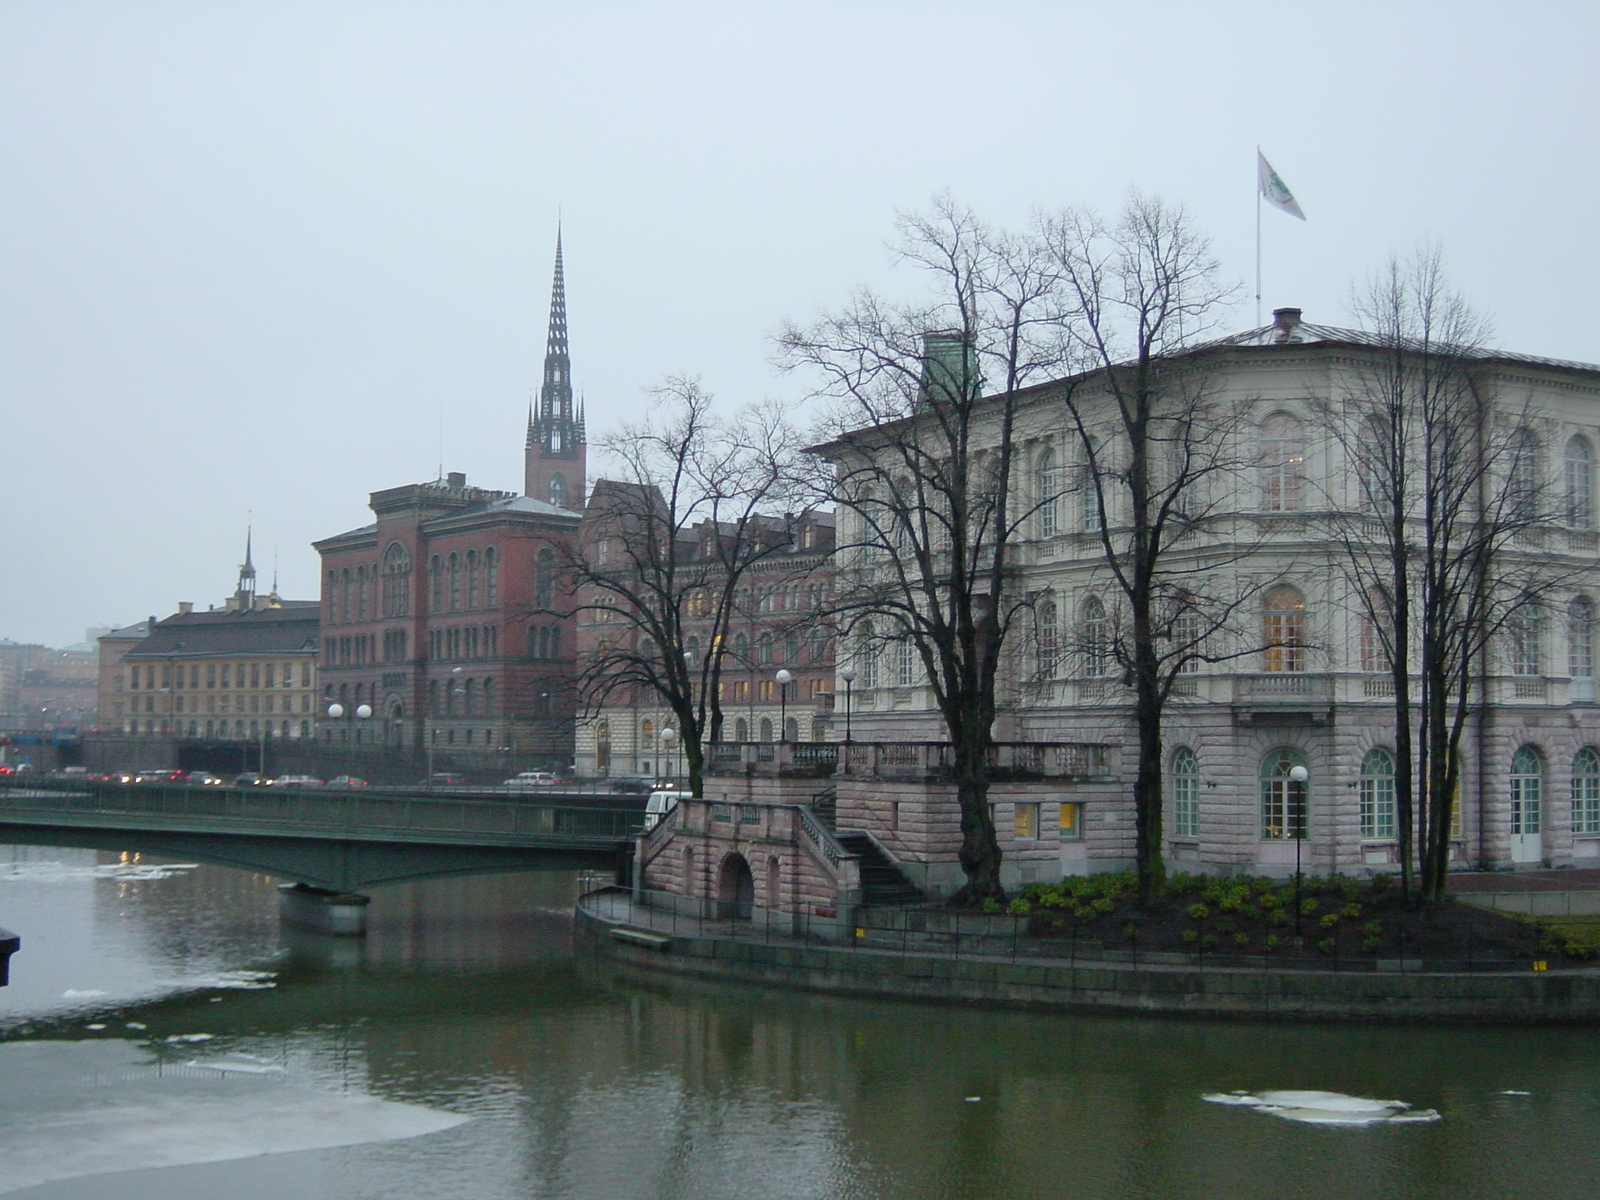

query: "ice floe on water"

left=1203, top=1089, right=1442, bottom=1126
left=0, top=859, right=201, bottom=883
left=170, top=968, right=278, bottom=990
left=0, top=1039, right=469, bottom=1196
left=60, top=988, right=108, bottom=1000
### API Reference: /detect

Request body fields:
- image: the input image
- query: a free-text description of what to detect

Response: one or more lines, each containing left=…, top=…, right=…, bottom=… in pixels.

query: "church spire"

left=235, top=527, right=257, bottom=609
left=524, top=227, right=587, bottom=508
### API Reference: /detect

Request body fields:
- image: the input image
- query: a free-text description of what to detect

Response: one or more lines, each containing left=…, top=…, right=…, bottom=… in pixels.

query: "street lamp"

left=838, top=665, right=856, bottom=745
left=1288, top=763, right=1309, bottom=940
left=660, top=725, right=678, bottom=786
left=775, top=669, right=793, bottom=743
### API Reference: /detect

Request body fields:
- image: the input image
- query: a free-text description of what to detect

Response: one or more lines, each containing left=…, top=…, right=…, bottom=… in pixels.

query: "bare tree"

left=780, top=196, right=1073, bottom=902
left=1332, top=250, right=1560, bottom=902
left=570, top=379, right=805, bottom=797
left=1041, top=195, right=1250, bottom=902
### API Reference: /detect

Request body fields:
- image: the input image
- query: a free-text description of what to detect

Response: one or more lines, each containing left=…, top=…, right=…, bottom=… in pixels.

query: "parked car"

left=502, top=771, right=557, bottom=789
left=268, top=774, right=324, bottom=788
left=325, top=775, right=370, bottom=788
left=185, top=771, right=226, bottom=786
left=419, top=772, right=467, bottom=787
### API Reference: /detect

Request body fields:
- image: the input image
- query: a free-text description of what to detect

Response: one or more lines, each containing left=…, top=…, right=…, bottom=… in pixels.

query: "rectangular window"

left=1360, top=774, right=1396, bottom=839
left=265, top=664, right=276, bottom=687
left=207, top=664, right=216, bottom=688
left=1173, top=776, right=1199, bottom=839
left=1013, top=803, right=1039, bottom=839
left=221, top=664, right=231, bottom=688
left=1059, top=803, right=1083, bottom=838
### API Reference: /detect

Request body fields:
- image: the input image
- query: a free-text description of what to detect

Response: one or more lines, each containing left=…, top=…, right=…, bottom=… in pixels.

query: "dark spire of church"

left=235, top=527, right=257, bottom=609
left=524, top=228, right=587, bottom=507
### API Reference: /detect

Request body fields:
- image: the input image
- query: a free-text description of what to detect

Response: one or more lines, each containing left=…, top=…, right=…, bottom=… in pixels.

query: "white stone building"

left=827, top=310, right=1600, bottom=881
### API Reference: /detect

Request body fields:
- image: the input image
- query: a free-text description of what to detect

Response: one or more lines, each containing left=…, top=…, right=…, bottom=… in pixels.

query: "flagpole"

left=1255, top=146, right=1263, bottom=328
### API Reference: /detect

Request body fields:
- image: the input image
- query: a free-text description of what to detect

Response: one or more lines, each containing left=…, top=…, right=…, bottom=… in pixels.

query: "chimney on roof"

left=447, top=471, right=466, bottom=489
left=1272, top=307, right=1303, bottom=343
left=177, top=602, right=193, bottom=615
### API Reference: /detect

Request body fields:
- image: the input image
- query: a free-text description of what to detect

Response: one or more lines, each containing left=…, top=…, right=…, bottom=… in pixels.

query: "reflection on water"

left=4, top=845, right=1600, bottom=1200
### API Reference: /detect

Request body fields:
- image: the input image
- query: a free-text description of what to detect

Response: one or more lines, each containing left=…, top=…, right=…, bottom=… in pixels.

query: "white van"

left=643, top=789, right=690, bottom=831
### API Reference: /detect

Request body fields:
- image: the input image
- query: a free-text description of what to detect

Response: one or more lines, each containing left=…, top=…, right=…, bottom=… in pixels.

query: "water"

left=4, top=842, right=1600, bottom=1200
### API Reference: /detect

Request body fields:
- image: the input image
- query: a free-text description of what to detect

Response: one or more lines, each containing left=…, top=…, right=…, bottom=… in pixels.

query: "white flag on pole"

left=1257, top=151, right=1306, bottom=220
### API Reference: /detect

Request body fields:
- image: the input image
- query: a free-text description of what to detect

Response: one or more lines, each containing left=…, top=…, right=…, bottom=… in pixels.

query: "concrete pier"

left=277, top=883, right=371, bottom=936
left=0, top=926, right=18, bottom=985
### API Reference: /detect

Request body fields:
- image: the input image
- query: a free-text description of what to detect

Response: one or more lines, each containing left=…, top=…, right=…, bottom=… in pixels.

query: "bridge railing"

left=0, top=778, right=644, bottom=845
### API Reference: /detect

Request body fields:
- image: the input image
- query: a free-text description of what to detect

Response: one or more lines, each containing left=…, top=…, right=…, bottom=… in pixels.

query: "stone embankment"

left=576, top=889, right=1600, bottom=1023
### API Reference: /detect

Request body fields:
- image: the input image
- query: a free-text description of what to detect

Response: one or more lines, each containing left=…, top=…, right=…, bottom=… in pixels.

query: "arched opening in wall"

left=682, top=846, right=696, bottom=897
left=735, top=718, right=749, bottom=742
left=766, top=856, right=781, bottom=909
left=784, top=717, right=799, bottom=742
left=596, top=721, right=611, bottom=772
left=759, top=718, right=773, bottom=742
left=717, top=853, right=755, bottom=920
left=387, top=699, right=405, bottom=746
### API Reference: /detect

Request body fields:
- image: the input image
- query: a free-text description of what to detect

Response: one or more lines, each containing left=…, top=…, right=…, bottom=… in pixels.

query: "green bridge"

left=0, top=778, right=638, bottom=894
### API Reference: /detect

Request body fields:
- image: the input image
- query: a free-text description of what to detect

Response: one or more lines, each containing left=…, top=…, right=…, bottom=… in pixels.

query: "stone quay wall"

left=576, top=893, right=1600, bottom=1024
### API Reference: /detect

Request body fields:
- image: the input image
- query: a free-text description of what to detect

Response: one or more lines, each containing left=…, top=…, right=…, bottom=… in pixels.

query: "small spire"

left=236, top=524, right=257, bottom=608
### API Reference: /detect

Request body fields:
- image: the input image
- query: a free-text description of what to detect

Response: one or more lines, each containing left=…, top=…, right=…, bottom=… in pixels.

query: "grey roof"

left=486, top=495, right=582, bottom=518
left=125, top=605, right=320, bottom=660
left=1207, top=321, right=1600, bottom=377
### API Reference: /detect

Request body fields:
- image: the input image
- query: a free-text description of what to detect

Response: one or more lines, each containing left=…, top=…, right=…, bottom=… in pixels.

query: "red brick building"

left=311, top=236, right=586, bottom=774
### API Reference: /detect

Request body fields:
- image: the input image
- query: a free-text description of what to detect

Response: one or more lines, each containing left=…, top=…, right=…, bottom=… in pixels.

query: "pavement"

left=1449, top=869, right=1600, bottom=894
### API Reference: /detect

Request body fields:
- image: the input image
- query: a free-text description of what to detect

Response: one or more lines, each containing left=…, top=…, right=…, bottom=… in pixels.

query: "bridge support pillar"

left=277, top=883, right=371, bottom=936
left=0, top=927, right=18, bottom=985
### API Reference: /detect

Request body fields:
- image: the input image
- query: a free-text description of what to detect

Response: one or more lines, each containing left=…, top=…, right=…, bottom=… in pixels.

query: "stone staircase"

left=836, top=832, right=925, bottom=907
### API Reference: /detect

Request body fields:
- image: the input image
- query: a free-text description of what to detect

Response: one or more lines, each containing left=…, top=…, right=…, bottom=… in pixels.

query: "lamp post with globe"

left=1288, top=763, right=1309, bottom=940
left=775, top=669, right=793, bottom=744
left=838, top=665, right=856, bottom=745
left=660, top=725, right=679, bottom=787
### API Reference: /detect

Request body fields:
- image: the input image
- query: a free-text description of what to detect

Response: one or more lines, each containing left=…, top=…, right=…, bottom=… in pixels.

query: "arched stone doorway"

left=716, top=853, right=755, bottom=920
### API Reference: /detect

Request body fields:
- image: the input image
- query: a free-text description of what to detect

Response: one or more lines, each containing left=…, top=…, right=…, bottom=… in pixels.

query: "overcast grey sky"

left=3, top=1, right=1596, bottom=648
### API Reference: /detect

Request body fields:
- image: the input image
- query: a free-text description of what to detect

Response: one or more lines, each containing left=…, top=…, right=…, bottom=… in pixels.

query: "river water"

left=3, top=841, right=1600, bottom=1200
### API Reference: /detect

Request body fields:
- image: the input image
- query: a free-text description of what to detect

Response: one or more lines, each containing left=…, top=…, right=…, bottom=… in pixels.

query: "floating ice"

left=85, top=1024, right=106, bottom=1031
left=181, top=969, right=278, bottom=990
left=964, top=1096, right=982, bottom=1102
left=1501, top=1089, right=1531, bottom=1096
left=1203, top=1089, right=1441, bottom=1126
left=61, top=989, right=108, bottom=1000
left=187, top=1053, right=286, bottom=1075
left=0, top=860, right=200, bottom=883
left=165, top=1033, right=216, bottom=1043
left=124, top=1022, right=146, bottom=1030
left=0, top=1040, right=469, bottom=1196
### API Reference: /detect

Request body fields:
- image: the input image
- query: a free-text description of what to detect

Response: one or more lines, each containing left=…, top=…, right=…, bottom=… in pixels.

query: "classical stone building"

left=311, top=235, right=584, bottom=771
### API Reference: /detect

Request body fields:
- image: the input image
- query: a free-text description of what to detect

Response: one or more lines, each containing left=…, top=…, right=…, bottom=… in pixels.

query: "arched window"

left=549, top=473, right=568, bottom=508
left=733, top=632, right=750, bottom=666
left=1508, top=600, right=1543, bottom=676
left=466, top=550, right=479, bottom=609
left=596, top=720, right=611, bottom=771
left=735, top=718, right=749, bottom=741
left=1038, top=447, right=1062, bottom=538
left=448, top=553, right=462, bottom=611
left=1571, top=596, right=1595, bottom=700
left=535, top=548, right=556, bottom=610
left=1510, top=745, right=1544, bottom=836
left=1259, top=412, right=1306, bottom=512
left=356, top=566, right=368, bottom=620
left=1573, top=747, right=1600, bottom=835
left=1567, top=436, right=1594, bottom=530
left=382, top=543, right=411, bottom=617
left=759, top=718, right=773, bottom=742
left=1036, top=598, right=1059, bottom=678
left=1358, top=587, right=1392, bottom=673
left=1260, top=747, right=1308, bottom=840
left=428, top=679, right=440, bottom=717
left=482, top=679, right=494, bottom=718
left=1081, top=596, right=1109, bottom=677
left=1172, top=747, right=1199, bottom=839
left=1262, top=585, right=1306, bottom=672
left=341, top=568, right=352, bottom=623
left=1360, top=748, right=1397, bottom=839
left=325, top=570, right=337, bottom=620
left=784, top=717, right=799, bottom=742
left=758, top=633, right=774, bottom=665
left=857, top=624, right=877, bottom=689
left=463, top=679, right=477, bottom=716
left=1078, top=447, right=1102, bottom=532
left=429, top=556, right=443, bottom=612
left=641, top=719, right=655, bottom=746
left=1509, top=427, right=1541, bottom=524
left=484, top=547, right=499, bottom=606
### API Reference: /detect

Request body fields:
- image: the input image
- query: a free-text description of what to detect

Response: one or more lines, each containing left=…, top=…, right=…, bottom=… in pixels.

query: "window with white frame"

left=1081, top=596, right=1110, bottom=677
left=1570, top=596, right=1595, bottom=697
left=1508, top=427, right=1541, bottom=524
left=1259, top=747, right=1308, bottom=840
left=1259, top=412, right=1306, bottom=512
left=1360, top=748, right=1397, bottom=839
left=1567, top=436, right=1594, bottom=530
left=1508, top=602, right=1543, bottom=676
left=1358, top=587, right=1391, bottom=672
left=1038, top=447, right=1062, bottom=538
left=1262, top=585, right=1306, bottom=672
left=1172, top=747, right=1199, bottom=839
left=1573, top=747, right=1600, bottom=835
left=1510, top=745, right=1544, bottom=835
left=1036, top=598, right=1060, bottom=678
left=895, top=637, right=916, bottom=687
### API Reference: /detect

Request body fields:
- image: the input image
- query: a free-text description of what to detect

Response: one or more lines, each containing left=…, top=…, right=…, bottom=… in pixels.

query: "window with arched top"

left=356, top=565, right=368, bottom=620
left=549, top=474, right=568, bottom=508
left=1355, top=416, right=1388, bottom=512
left=1172, top=747, right=1199, bottom=839
left=448, top=553, right=462, bottom=611
left=1358, top=587, right=1392, bottom=673
left=640, top=719, right=654, bottom=746
left=1509, top=427, right=1541, bottom=523
left=1573, top=747, right=1600, bottom=835
left=1081, top=596, right=1109, bottom=677
left=466, top=550, right=479, bottom=609
left=857, top=624, right=877, bottom=689
left=895, top=637, right=916, bottom=687
left=1360, top=748, right=1396, bottom=839
left=1259, top=412, right=1306, bottom=512
left=596, top=720, right=611, bottom=770
left=1510, top=745, right=1544, bottom=835
left=535, top=548, right=556, bottom=610
left=1036, top=598, right=1060, bottom=678
left=1262, top=585, right=1306, bottom=672
left=484, top=547, right=498, bottom=606
left=1508, top=600, right=1543, bottom=676
left=735, top=717, right=749, bottom=741
left=340, top=568, right=352, bottom=624
left=1038, top=447, right=1062, bottom=538
left=1259, top=747, right=1308, bottom=839
left=1567, top=436, right=1594, bottom=530
left=428, top=556, right=443, bottom=611
left=382, top=543, right=411, bottom=617
left=759, top=718, right=773, bottom=742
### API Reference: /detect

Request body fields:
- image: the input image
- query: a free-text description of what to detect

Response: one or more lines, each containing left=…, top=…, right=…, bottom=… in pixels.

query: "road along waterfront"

left=5, top=842, right=1600, bottom=1199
